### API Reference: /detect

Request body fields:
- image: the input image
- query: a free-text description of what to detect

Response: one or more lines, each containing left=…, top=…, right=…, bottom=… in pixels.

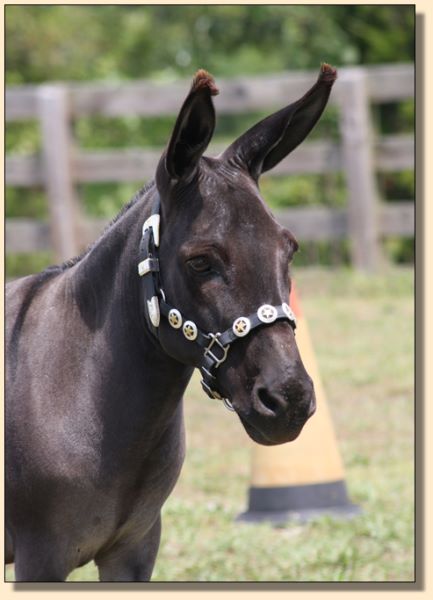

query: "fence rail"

left=5, top=63, right=414, bottom=120
left=5, top=202, right=414, bottom=255
left=6, top=134, right=413, bottom=186
left=5, top=63, right=414, bottom=270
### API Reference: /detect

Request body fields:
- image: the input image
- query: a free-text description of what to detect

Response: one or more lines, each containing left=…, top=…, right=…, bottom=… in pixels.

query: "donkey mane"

left=41, top=179, right=156, bottom=277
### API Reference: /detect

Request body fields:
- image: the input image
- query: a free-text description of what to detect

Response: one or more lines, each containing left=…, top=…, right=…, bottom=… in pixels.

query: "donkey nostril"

left=257, top=388, right=281, bottom=416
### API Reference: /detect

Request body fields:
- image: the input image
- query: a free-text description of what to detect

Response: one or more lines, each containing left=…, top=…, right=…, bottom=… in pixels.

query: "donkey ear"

left=161, top=69, right=219, bottom=183
left=222, top=64, right=337, bottom=180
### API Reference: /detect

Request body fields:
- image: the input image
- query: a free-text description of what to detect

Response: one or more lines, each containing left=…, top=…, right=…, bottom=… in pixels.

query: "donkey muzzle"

left=238, top=372, right=316, bottom=445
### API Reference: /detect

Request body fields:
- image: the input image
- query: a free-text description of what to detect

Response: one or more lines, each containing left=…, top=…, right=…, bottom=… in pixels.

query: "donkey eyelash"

left=186, top=255, right=217, bottom=276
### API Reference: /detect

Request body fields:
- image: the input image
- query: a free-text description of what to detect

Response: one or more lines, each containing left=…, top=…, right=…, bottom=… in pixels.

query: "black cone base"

left=237, top=479, right=361, bottom=525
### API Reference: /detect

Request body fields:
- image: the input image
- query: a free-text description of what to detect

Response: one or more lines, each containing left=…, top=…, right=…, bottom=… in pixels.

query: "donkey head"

left=152, top=66, right=337, bottom=445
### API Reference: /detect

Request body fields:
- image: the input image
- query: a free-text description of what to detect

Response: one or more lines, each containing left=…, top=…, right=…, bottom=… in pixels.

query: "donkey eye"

left=187, top=256, right=213, bottom=274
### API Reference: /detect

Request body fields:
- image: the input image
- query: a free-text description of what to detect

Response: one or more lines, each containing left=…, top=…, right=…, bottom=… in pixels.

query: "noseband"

left=138, top=197, right=297, bottom=411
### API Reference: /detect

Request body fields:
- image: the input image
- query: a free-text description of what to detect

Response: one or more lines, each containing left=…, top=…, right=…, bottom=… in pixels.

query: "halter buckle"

left=204, top=333, right=230, bottom=368
left=200, top=379, right=236, bottom=412
left=223, top=398, right=236, bottom=412
left=201, top=377, right=223, bottom=400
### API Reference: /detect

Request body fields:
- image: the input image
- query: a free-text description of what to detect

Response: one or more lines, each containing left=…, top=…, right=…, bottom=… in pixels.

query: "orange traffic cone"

left=238, top=283, right=360, bottom=524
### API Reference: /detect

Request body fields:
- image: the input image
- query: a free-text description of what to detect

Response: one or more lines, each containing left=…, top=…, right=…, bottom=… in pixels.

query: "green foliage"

left=384, top=237, right=414, bottom=264
left=261, top=172, right=347, bottom=209
left=6, top=252, right=54, bottom=278
left=376, top=101, right=415, bottom=135
left=5, top=121, right=41, bottom=154
left=378, top=170, right=414, bottom=202
left=5, top=187, right=48, bottom=219
left=79, top=182, right=144, bottom=218
left=328, top=5, right=415, bottom=65
left=5, top=5, right=415, bottom=272
left=5, top=5, right=414, bottom=84
left=75, top=115, right=175, bottom=149
left=293, top=240, right=352, bottom=268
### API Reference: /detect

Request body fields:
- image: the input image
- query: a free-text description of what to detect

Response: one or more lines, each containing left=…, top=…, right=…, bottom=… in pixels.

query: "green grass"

left=5, top=266, right=414, bottom=582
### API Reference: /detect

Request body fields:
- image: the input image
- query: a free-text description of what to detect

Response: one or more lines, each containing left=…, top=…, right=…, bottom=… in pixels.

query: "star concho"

left=232, top=317, right=251, bottom=337
left=183, top=320, right=198, bottom=341
left=282, top=302, right=296, bottom=324
left=168, top=308, right=182, bottom=329
left=257, top=304, right=278, bottom=324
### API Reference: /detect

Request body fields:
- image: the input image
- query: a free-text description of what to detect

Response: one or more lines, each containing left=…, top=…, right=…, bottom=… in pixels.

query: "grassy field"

left=5, top=266, right=414, bottom=583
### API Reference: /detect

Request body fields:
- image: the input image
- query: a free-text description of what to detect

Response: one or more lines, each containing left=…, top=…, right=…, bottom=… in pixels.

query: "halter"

left=138, top=196, right=297, bottom=411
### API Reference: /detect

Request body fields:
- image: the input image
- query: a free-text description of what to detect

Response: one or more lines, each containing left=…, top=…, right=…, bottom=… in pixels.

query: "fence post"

left=38, top=85, right=81, bottom=262
left=338, top=68, right=382, bottom=271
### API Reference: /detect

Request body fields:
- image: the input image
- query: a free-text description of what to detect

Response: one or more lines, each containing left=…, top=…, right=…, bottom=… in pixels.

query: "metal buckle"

left=138, top=257, right=159, bottom=277
left=201, top=378, right=223, bottom=400
left=223, top=398, right=236, bottom=412
left=204, top=333, right=230, bottom=368
left=200, top=379, right=236, bottom=412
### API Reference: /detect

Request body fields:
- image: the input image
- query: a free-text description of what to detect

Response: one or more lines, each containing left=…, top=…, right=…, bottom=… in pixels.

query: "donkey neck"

left=68, top=185, right=193, bottom=399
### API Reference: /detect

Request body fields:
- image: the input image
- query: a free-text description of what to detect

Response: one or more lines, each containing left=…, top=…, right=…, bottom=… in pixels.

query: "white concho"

left=232, top=317, right=251, bottom=337
left=183, top=320, right=198, bottom=341
left=257, top=304, right=278, bottom=324
left=282, top=302, right=296, bottom=323
left=147, top=296, right=160, bottom=328
left=142, top=214, right=160, bottom=247
left=168, top=308, right=183, bottom=329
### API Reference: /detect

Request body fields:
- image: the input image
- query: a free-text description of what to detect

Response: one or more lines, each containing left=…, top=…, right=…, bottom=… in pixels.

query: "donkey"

left=6, top=64, right=337, bottom=581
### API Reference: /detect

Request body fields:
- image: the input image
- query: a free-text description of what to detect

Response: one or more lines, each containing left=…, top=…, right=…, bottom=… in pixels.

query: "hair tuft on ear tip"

left=319, top=63, right=338, bottom=84
left=191, top=69, right=219, bottom=96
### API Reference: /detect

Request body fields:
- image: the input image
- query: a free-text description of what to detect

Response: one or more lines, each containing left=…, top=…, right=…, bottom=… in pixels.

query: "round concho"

left=168, top=308, right=182, bottom=329
left=282, top=302, right=296, bottom=323
left=232, top=316, right=251, bottom=337
left=257, top=304, right=278, bottom=324
left=183, top=320, right=198, bottom=341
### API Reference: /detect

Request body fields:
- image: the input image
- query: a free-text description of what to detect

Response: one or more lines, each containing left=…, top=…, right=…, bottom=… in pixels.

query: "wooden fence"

left=5, top=63, right=414, bottom=270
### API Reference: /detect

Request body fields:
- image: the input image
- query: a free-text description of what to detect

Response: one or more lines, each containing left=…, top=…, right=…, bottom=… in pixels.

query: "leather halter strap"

left=138, top=196, right=297, bottom=410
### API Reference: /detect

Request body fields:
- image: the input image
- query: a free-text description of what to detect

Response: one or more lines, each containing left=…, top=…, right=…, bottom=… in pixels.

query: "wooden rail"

left=5, top=63, right=414, bottom=270
left=5, top=135, right=413, bottom=186
left=5, top=202, right=413, bottom=254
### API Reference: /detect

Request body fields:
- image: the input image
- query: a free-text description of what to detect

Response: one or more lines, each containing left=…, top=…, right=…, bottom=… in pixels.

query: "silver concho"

left=183, top=320, right=198, bottom=341
left=168, top=308, right=182, bottom=329
left=282, top=302, right=296, bottom=323
left=257, top=304, right=278, bottom=324
left=232, top=317, right=251, bottom=337
left=147, top=296, right=160, bottom=328
left=142, top=214, right=160, bottom=247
